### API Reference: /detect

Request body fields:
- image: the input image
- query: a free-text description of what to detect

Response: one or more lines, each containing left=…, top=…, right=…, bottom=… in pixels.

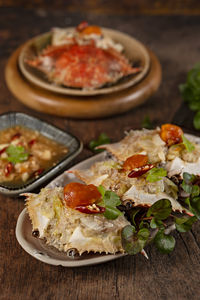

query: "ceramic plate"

left=18, top=28, right=150, bottom=96
left=0, top=112, right=82, bottom=196
left=16, top=152, right=125, bottom=266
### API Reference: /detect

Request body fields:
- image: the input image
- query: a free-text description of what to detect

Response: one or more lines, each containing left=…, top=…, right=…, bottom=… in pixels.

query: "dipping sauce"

left=0, top=126, right=68, bottom=184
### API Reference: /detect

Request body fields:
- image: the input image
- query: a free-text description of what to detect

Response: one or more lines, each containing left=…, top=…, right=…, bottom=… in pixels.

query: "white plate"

left=16, top=152, right=125, bottom=267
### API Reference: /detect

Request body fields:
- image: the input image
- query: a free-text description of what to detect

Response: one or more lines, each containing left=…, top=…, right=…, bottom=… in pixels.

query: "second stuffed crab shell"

left=25, top=187, right=130, bottom=255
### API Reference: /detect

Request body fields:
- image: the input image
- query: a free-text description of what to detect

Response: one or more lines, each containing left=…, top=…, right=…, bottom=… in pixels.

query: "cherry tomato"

left=128, top=164, right=154, bottom=178
left=64, top=182, right=102, bottom=209
left=75, top=204, right=105, bottom=214
left=160, top=124, right=183, bottom=146
left=123, top=154, right=148, bottom=171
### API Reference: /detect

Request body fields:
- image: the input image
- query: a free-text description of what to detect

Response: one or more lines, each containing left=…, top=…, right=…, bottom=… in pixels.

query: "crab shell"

left=97, top=128, right=167, bottom=164
left=24, top=187, right=130, bottom=255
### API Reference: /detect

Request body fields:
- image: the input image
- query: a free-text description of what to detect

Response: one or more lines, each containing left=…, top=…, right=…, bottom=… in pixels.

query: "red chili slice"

left=0, top=147, right=7, bottom=155
left=4, top=162, right=13, bottom=176
left=28, top=139, right=36, bottom=147
left=11, top=133, right=21, bottom=141
left=128, top=164, right=154, bottom=178
left=33, top=168, right=44, bottom=178
left=75, top=204, right=105, bottom=214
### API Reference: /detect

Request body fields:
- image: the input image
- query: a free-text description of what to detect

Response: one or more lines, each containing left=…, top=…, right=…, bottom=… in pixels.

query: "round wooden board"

left=5, top=45, right=162, bottom=119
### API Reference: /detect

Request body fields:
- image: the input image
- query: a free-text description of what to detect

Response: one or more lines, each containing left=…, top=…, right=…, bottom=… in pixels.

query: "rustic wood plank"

left=0, top=8, right=200, bottom=300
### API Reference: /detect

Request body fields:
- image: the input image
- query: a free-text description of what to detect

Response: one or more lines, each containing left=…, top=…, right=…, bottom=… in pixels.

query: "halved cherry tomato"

left=64, top=182, right=102, bottom=209
left=75, top=204, right=105, bottom=214
left=128, top=164, right=154, bottom=178
left=160, top=124, right=183, bottom=146
left=123, top=154, right=148, bottom=171
left=4, top=162, right=13, bottom=177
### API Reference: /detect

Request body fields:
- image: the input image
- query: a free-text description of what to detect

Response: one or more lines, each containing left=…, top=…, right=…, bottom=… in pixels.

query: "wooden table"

left=0, top=8, right=200, bottom=300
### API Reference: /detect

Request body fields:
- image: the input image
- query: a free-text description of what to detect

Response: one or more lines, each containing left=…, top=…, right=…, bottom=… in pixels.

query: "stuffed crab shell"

left=25, top=187, right=130, bottom=255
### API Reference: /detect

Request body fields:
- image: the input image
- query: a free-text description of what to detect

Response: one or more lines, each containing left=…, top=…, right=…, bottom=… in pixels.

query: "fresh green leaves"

left=175, top=216, right=197, bottom=232
left=6, top=145, right=29, bottom=164
left=146, top=167, right=167, bottom=182
left=181, top=172, right=200, bottom=219
left=154, top=231, right=176, bottom=254
left=121, top=225, right=150, bottom=255
left=98, top=185, right=122, bottom=220
left=181, top=135, right=195, bottom=152
left=147, top=199, right=172, bottom=220
left=179, top=63, right=200, bottom=130
left=89, top=133, right=110, bottom=153
left=141, top=116, right=153, bottom=129
left=193, top=111, right=200, bottom=130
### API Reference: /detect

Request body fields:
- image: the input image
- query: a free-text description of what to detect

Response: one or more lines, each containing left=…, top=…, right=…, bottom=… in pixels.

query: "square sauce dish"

left=0, top=112, right=82, bottom=196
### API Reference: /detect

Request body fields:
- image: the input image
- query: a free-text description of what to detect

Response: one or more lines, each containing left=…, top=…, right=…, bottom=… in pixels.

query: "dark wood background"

left=0, top=4, right=200, bottom=300
left=1, top=0, right=200, bottom=15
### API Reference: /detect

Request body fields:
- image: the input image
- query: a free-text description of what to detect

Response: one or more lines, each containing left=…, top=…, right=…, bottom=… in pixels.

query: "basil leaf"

left=181, top=181, right=193, bottom=194
left=154, top=231, right=176, bottom=254
left=6, top=145, right=29, bottom=164
left=147, top=199, right=172, bottom=220
left=121, top=225, right=149, bottom=255
left=141, top=116, right=153, bottom=129
left=175, top=216, right=197, bottom=232
left=181, top=135, right=195, bottom=152
left=89, top=133, right=110, bottom=153
left=146, top=167, right=167, bottom=182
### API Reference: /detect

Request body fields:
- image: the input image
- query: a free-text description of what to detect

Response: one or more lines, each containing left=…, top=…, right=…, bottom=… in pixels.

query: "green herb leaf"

left=150, top=217, right=164, bottom=229
left=141, top=116, right=153, bottom=129
left=154, top=231, right=176, bottom=254
left=183, top=172, right=196, bottom=184
left=98, top=187, right=122, bottom=220
left=121, top=225, right=149, bottom=255
left=181, top=135, right=195, bottom=152
left=89, top=133, right=110, bottom=153
left=179, top=63, right=200, bottom=130
left=131, top=208, right=141, bottom=226
left=175, top=216, right=197, bottom=232
left=146, top=167, right=167, bottom=182
left=147, top=199, right=172, bottom=220
left=193, top=111, right=200, bottom=130
left=6, top=145, right=29, bottom=164
left=190, top=196, right=200, bottom=219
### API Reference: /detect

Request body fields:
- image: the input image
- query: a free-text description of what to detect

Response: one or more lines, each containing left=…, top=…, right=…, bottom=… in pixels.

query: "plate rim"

left=18, top=27, right=150, bottom=96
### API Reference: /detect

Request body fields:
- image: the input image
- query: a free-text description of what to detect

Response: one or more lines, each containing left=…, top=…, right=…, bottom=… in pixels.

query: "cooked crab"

left=25, top=187, right=130, bottom=255
left=26, top=22, right=140, bottom=90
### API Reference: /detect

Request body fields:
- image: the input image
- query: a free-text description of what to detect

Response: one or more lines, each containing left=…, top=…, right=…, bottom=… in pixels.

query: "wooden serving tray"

left=5, top=45, right=161, bottom=119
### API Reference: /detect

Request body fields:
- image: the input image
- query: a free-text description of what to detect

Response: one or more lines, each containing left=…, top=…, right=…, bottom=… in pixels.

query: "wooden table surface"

left=0, top=7, right=200, bottom=300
